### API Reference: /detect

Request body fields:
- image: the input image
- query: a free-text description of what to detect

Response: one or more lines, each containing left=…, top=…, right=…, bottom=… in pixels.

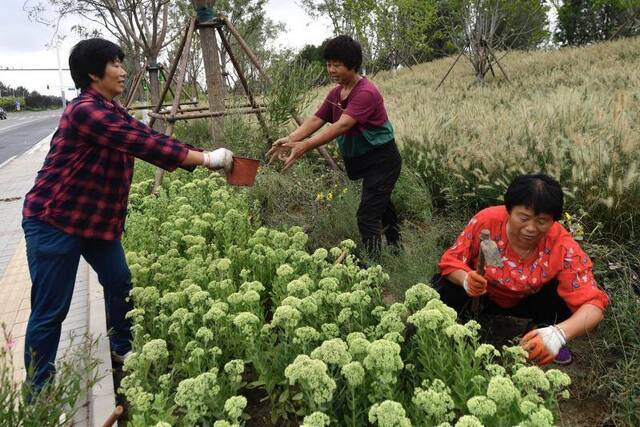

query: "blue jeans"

left=22, top=217, right=133, bottom=389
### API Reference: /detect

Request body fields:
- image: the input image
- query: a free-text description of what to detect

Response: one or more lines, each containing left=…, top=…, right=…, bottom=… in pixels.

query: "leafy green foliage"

left=0, top=330, right=101, bottom=427
left=301, top=0, right=448, bottom=72
left=582, top=239, right=640, bottom=425
left=264, top=57, right=325, bottom=139
left=555, top=0, right=640, bottom=46
left=121, top=164, right=569, bottom=425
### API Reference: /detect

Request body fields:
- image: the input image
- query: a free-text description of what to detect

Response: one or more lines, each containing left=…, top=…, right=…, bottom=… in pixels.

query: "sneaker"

left=111, top=350, right=133, bottom=365
left=554, top=347, right=572, bottom=365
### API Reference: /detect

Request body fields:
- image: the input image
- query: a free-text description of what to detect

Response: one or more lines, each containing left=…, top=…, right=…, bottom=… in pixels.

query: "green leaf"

left=247, top=380, right=265, bottom=389
left=278, top=389, right=290, bottom=403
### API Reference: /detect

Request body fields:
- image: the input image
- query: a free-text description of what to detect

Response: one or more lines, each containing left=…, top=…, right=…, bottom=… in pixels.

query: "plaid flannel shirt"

left=23, top=87, right=197, bottom=240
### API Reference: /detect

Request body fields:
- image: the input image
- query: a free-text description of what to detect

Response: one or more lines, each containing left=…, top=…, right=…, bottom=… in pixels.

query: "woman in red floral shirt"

left=435, top=174, right=608, bottom=365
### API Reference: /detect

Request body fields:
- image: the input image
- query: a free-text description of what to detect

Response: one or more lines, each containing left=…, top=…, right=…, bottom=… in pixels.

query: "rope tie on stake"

left=146, top=63, right=162, bottom=72
left=196, top=6, right=215, bottom=23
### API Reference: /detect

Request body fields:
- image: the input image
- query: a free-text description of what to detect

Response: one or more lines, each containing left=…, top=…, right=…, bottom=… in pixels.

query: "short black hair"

left=323, top=35, right=362, bottom=71
left=69, top=38, right=125, bottom=90
left=504, top=173, right=564, bottom=220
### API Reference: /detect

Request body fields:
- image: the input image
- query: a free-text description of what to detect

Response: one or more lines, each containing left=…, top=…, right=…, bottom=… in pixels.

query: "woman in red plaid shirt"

left=21, top=38, right=232, bottom=390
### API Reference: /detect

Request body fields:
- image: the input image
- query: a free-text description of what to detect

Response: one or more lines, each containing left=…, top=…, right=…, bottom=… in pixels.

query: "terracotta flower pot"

left=226, top=156, right=260, bottom=187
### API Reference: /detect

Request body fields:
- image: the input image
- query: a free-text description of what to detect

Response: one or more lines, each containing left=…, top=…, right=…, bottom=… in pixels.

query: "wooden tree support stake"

left=149, top=107, right=266, bottom=122
left=128, top=101, right=198, bottom=111
left=101, top=405, right=123, bottom=427
left=148, top=17, right=195, bottom=130
left=486, top=45, right=510, bottom=82
left=334, top=251, right=348, bottom=265
left=147, top=10, right=340, bottom=195
left=220, top=14, right=339, bottom=170
left=153, top=103, right=265, bottom=114
left=216, top=25, right=272, bottom=143
left=160, top=67, right=196, bottom=105
left=124, top=64, right=147, bottom=107
left=152, top=17, right=197, bottom=193
left=435, top=50, right=465, bottom=91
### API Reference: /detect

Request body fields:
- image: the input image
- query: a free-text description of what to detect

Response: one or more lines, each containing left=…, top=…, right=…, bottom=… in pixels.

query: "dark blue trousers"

left=22, top=217, right=133, bottom=388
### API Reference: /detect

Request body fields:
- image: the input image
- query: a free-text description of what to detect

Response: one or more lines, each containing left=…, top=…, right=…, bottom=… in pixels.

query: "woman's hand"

left=203, top=148, right=234, bottom=173
left=267, top=136, right=291, bottom=163
left=280, top=141, right=309, bottom=172
left=520, top=325, right=566, bottom=365
left=463, top=271, right=488, bottom=297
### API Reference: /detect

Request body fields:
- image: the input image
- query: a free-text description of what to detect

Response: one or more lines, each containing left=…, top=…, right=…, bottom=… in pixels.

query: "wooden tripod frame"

left=123, top=63, right=199, bottom=111
left=143, top=14, right=338, bottom=193
left=435, top=40, right=510, bottom=91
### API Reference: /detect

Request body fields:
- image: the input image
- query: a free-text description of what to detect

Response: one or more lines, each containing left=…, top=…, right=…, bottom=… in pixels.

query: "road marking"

left=25, top=130, right=55, bottom=156
left=0, top=155, right=17, bottom=169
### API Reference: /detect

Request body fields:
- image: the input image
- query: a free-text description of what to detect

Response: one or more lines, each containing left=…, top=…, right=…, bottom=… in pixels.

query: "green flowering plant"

left=284, top=355, right=337, bottom=413
left=466, top=395, right=497, bottom=420
left=363, top=339, right=404, bottom=402
left=311, top=338, right=352, bottom=369
left=412, top=378, right=455, bottom=425
left=301, top=411, right=331, bottom=427
left=454, top=415, right=484, bottom=427
left=368, top=400, right=412, bottom=427
left=340, top=360, right=367, bottom=425
left=120, top=164, right=572, bottom=425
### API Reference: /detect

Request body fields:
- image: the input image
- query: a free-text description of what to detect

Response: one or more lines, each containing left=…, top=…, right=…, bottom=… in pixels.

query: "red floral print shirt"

left=438, top=206, right=609, bottom=313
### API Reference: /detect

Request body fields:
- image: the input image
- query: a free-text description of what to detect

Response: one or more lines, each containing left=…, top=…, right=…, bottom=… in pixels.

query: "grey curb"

left=87, top=268, right=117, bottom=426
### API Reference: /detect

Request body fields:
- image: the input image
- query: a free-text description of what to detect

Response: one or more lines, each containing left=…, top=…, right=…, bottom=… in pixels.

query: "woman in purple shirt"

left=268, top=35, right=402, bottom=258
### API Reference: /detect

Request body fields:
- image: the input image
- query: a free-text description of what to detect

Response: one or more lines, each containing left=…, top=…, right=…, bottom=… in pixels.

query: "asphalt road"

left=0, top=109, right=61, bottom=167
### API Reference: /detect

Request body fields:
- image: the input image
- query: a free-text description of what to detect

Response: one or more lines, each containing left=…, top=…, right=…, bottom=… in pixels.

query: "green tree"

left=445, top=0, right=550, bottom=50
left=370, top=0, right=459, bottom=72
left=441, top=0, right=549, bottom=83
left=296, top=39, right=332, bottom=66
left=555, top=0, right=640, bottom=45
left=25, top=0, right=184, bottom=124
left=301, top=0, right=452, bottom=73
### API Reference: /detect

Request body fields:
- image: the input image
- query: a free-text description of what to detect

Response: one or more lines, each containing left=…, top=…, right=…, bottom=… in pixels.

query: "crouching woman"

left=434, top=173, right=608, bottom=365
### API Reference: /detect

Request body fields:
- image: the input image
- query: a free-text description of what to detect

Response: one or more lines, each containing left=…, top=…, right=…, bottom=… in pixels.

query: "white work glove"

left=520, top=325, right=567, bottom=365
left=203, top=148, right=233, bottom=172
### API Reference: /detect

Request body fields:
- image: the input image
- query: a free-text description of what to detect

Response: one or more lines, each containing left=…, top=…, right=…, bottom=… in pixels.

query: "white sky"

left=0, top=0, right=332, bottom=97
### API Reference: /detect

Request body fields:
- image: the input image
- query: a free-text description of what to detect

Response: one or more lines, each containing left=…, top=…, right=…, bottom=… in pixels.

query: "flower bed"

left=121, top=169, right=570, bottom=426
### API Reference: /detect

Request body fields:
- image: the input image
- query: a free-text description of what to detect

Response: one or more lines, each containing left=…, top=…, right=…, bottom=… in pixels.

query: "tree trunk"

left=147, top=55, right=166, bottom=132
left=192, top=0, right=226, bottom=146
left=133, top=49, right=145, bottom=103
left=137, top=50, right=145, bottom=103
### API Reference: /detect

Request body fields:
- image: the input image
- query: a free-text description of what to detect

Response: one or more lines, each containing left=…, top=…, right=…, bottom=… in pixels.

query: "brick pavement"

left=0, top=134, right=115, bottom=426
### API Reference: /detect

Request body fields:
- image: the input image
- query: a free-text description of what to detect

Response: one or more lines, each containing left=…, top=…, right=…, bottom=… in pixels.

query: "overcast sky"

left=0, top=0, right=332, bottom=97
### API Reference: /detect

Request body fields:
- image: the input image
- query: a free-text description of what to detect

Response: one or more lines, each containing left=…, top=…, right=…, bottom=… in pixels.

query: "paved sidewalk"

left=0, top=135, right=116, bottom=426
